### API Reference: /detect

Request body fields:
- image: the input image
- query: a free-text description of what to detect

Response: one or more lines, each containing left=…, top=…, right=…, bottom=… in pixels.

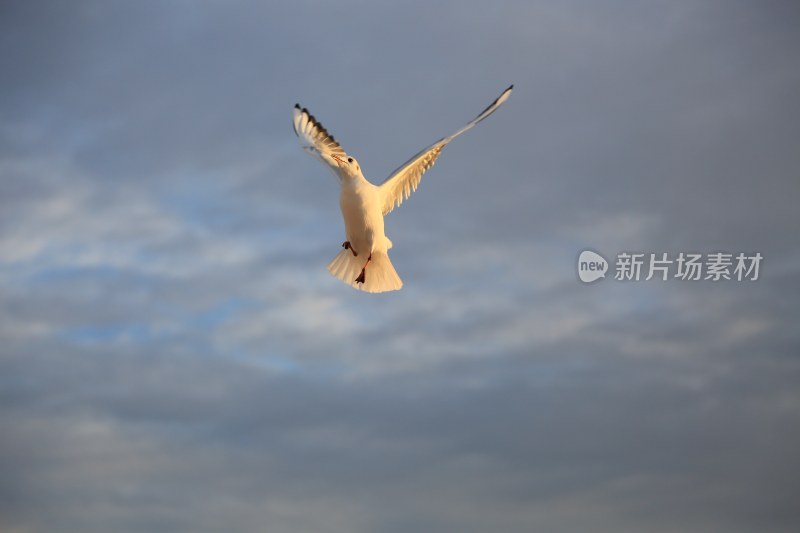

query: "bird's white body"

left=328, top=174, right=402, bottom=293
left=292, top=85, right=513, bottom=293
left=339, top=176, right=388, bottom=257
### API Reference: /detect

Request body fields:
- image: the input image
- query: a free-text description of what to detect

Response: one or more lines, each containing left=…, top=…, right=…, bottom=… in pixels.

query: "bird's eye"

left=348, top=157, right=353, bottom=163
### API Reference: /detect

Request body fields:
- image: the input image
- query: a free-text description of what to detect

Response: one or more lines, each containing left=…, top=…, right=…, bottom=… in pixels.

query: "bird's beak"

left=331, top=154, right=345, bottom=166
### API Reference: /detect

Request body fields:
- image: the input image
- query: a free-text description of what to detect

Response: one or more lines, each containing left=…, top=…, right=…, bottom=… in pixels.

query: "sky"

left=1, top=1, right=799, bottom=532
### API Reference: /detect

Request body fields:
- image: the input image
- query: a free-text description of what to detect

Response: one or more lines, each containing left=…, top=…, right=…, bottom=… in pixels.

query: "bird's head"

left=331, top=154, right=362, bottom=180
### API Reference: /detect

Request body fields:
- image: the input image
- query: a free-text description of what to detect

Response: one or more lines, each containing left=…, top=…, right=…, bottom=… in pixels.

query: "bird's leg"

left=342, top=241, right=357, bottom=257
left=355, top=253, right=372, bottom=284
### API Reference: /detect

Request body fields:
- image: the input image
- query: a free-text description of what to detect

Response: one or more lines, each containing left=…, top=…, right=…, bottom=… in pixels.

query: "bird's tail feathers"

left=327, top=249, right=403, bottom=293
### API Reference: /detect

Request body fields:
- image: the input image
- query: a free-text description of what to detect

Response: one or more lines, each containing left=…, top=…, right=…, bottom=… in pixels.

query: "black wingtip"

left=508, top=84, right=514, bottom=91
left=294, top=103, right=301, bottom=109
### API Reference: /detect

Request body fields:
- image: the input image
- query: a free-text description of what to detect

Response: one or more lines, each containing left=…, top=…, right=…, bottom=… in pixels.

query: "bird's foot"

left=342, top=241, right=357, bottom=257
left=354, top=253, right=372, bottom=285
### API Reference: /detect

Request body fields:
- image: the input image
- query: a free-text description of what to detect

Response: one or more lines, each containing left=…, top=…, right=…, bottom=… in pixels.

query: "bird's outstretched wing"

left=378, top=85, right=513, bottom=215
left=293, top=104, right=351, bottom=180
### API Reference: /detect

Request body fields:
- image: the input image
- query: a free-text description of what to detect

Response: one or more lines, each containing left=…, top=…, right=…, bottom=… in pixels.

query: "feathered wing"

left=378, top=85, right=513, bottom=215
left=292, top=104, right=352, bottom=180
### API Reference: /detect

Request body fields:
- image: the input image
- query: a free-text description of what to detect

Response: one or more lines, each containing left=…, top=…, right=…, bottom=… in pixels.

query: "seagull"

left=292, top=85, right=513, bottom=293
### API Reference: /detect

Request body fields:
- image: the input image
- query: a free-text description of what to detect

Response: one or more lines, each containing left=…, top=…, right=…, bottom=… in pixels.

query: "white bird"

left=293, top=85, right=513, bottom=293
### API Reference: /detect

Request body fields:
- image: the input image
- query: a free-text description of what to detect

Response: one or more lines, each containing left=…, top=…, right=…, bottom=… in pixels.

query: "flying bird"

left=292, top=85, right=513, bottom=293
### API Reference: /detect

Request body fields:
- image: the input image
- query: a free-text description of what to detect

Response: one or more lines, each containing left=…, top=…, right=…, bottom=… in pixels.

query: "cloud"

left=1, top=1, right=799, bottom=532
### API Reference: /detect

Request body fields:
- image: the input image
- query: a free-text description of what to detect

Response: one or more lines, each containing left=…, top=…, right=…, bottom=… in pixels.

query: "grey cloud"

left=2, top=1, right=799, bottom=532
